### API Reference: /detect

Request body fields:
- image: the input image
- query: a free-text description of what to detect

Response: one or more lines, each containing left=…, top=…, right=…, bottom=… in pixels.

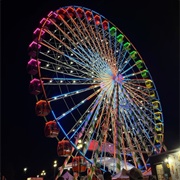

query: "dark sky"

left=1, top=0, right=179, bottom=179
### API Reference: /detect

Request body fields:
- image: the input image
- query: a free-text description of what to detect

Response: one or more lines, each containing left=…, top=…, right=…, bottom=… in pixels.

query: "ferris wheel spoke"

left=60, top=11, right=103, bottom=59
left=122, top=82, right=161, bottom=127
left=46, top=84, right=99, bottom=102
left=94, top=30, right=114, bottom=63
left=126, top=108, right=157, bottom=151
left=122, top=69, right=147, bottom=79
left=85, top=106, right=105, bottom=155
left=119, top=58, right=138, bottom=75
left=124, top=101, right=153, bottom=133
left=39, top=55, right=95, bottom=79
left=55, top=87, right=100, bottom=121
left=118, top=100, right=155, bottom=153
left=67, top=93, right=104, bottom=138
left=121, top=127, right=139, bottom=167
left=118, top=50, right=128, bottom=68
left=42, top=77, right=100, bottom=86
left=123, top=114, right=149, bottom=154
left=82, top=90, right=113, bottom=153
left=116, top=43, right=124, bottom=65
left=48, top=18, right=83, bottom=49
left=71, top=17, right=102, bottom=55
left=77, top=95, right=108, bottom=153
left=122, top=80, right=161, bottom=114
left=40, top=39, right=93, bottom=71
left=123, top=83, right=149, bottom=104
left=39, top=29, right=101, bottom=74
left=85, top=23, right=104, bottom=55
left=57, top=12, right=94, bottom=51
left=96, top=31, right=111, bottom=60
left=98, top=34, right=116, bottom=69
left=77, top=45, right=109, bottom=75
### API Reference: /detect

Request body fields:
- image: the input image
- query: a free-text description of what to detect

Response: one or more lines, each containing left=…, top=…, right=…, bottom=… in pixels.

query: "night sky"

left=1, top=0, right=179, bottom=179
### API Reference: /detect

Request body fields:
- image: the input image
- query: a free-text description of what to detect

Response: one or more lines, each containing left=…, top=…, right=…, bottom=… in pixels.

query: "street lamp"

left=41, top=170, right=46, bottom=176
left=24, top=167, right=28, bottom=172
left=53, top=160, right=57, bottom=179
left=24, top=167, right=28, bottom=179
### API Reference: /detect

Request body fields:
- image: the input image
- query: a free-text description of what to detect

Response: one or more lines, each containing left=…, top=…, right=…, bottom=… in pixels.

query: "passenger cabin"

left=28, top=41, right=41, bottom=58
left=76, top=8, right=84, bottom=18
left=35, top=100, right=50, bottom=117
left=72, top=156, right=87, bottom=173
left=29, top=78, right=42, bottom=95
left=27, top=59, right=41, bottom=75
left=44, top=121, right=60, bottom=138
left=57, top=140, right=72, bottom=157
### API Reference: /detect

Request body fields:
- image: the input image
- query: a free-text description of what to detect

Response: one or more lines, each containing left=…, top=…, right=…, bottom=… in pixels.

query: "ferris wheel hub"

left=115, top=74, right=124, bottom=84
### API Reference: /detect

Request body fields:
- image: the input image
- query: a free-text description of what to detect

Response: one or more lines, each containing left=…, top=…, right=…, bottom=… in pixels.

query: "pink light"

left=52, top=12, right=58, bottom=18
left=33, top=28, right=45, bottom=36
left=48, top=11, right=53, bottom=17
left=27, top=59, right=41, bottom=75
left=28, top=59, right=41, bottom=65
left=29, top=41, right=41, bottom=49
left=40, top=18, right=50, bottom=25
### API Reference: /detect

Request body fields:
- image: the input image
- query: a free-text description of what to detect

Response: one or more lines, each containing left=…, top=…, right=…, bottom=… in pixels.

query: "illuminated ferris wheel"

left=27, top=5, right=166, bottom=178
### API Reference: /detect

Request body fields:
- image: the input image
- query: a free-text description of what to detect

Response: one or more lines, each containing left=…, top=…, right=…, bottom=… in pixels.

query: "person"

left=148, top=175, right=157, bottom=180
left=58, top=176, right=64, bottom=180
left=126, top=167, right=143, bottom=180
left=82, top=173, right=104, bottom=180
left=103, top=171, right=112, bottom=180
left=97, top=174, right=104, bottom=180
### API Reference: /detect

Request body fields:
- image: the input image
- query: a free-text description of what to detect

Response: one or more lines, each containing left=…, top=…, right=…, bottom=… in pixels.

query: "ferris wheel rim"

left=27, top=5, right=166, bottom=176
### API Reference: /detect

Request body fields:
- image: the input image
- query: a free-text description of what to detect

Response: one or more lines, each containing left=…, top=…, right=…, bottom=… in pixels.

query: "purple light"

left=40, top=18, right=51, bottom=25
left=48, top=11, right=53, bottom=17
left=29, top=78, right=42, bottom=95
left=33, top=28, right=45, bottom=36
left=29, top=41, right=41, bottom=49
left=27, top=59, right=41, bottom=75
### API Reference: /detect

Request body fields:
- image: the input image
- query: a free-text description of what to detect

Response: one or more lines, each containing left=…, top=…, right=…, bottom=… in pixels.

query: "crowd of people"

left=58, top=167, right=157, bottom=180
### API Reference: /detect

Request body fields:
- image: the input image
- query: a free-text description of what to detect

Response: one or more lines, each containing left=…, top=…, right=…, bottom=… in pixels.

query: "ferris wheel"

left=27, top=5, right=167, bottom=178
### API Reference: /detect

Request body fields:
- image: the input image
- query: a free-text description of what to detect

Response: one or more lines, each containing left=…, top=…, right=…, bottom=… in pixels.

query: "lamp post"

left=41, top=170, right=46, bottom=176
left=24, top=167, right=27, bottom=179
left=53, top=160, right=57, bottom=179
left=41, top=170, right=46, bottom=180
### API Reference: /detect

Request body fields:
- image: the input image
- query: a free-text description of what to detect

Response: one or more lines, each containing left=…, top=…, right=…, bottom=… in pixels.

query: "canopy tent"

left=62, top=171, right=74, bottom=180
left=112, top=168, right=152, bottom=180
left=62, top=157, right=134, bottom=173
left=112, top=168, right=129, bottom=179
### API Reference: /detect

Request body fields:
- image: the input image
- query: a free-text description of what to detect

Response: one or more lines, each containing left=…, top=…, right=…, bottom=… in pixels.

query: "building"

left=149, top=148, right=180, bottom=180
